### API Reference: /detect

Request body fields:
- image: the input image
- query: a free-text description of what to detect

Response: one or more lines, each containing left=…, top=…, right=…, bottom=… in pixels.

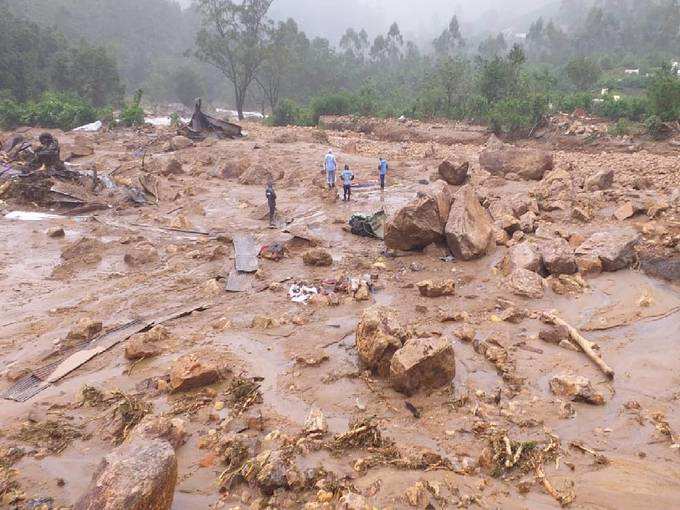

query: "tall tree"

left=195, top=0, right=273, bottom=119
left=433, top=16, right=465, bottom=57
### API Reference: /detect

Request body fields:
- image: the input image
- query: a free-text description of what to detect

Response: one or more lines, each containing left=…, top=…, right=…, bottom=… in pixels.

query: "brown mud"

left=0, top=118, right=678, bottom=509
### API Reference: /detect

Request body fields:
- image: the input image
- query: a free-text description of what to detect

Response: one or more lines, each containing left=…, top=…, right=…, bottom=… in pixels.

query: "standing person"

left=340, top=164, right=354, bottom=202
left=378, top=157, right=388, bottom=190
left=265, top=182, right=277, bottom=227
left=324, top=149, right=337, bottom=189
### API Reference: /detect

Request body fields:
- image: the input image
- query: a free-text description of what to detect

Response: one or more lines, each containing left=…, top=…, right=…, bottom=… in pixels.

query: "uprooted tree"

left=195, top=0, right=273, bottom=120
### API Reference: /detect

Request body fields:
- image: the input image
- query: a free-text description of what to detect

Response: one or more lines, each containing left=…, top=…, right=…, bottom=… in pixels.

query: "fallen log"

left=541, top=312, right=615, bottom=379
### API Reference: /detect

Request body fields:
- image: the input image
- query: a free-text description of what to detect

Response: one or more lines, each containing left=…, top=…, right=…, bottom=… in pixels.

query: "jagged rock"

left=303, top=407, right=327, bottom=436
left=502, top=242, right=543, bottom=274
left=519, top=211, right=537, bottom=233
left=390, top=337, right=455, bottom=396
left=124, top=244, right=159, bottom=267
left=238, top=164, right=284, bottom=185
left=127, top=415, right=187, bottom=449
left=614, top=202, right=635, bottom=221
left=302, top=248, right=333, bottom=267
left=384, top=191, right=449, bottom=251
left=489, top=200, right=520, bottom=234
left=169, top=353, right=220, bottom=392
left=479, top=146, right=553, bottom=180
left=124, top=326, right=170, bottom=361
left=66, top=318, right=103, bottom=343
left=538, top=238, right=577, bottom=275
left=576, top=254, right=603, bottom=275
left=162, top=158, right=183, bottom=176
left=549, top=373, right=605, bottom=405
left=575, top=228, right=641, bottom=271
left=584, top=168, right=614, bottom=191
left=445, top=185, right=494, bottom=260
left=571, top=206, right=592, bottom=223
left=170, top=135, right=193, bottom=151
left=454, top=326, right=476, bottom=343
left=416, top=279, right=456, bottom=298
left=438, top=160, right=469, bottom=185
left=340, top=492, right=369, bottom=510
left=47, top=227, right=65, bottom=238
left=355, top=306, right=409, bottom=377
left=255, top=450, right=289, bottom=495
left=74, top=438, right=177, bottom=510
left=428, top=180, right=455, bottom=225
left=506, top=268, right=544, bottom=299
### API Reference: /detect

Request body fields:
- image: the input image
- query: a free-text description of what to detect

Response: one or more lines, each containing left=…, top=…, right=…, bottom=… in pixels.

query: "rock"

left=124, top=244, right=159, bottom=267
left=170, top=135, right=193, bottom=151
left=576, top=254, right=602, bottom=275
left=384, top=193, right=446, bottom=251
left=479, top=146, right=553, bottom=180
left=47, top=227, right=65, bottom=238
left=390, top=337, right=455, bottom=396
left=519, top=211, right=537, bottom=233
left=354, top=281, right=371, bottom=301
left=539, top=325, right=569, bottom=345
left=584, top=168, right=614, bottom=191
left=340, top=492, right=369, bottom=510
left=302, top=248, right=333, bottom=267
left=576, top=228, right=641, bottom=272
left=549, top=373, right=605, bottom=405
left=162, top=158, right=183, bottom=176
left=355, top=306, right=409, bottom=377
left=124, top=326, right=169, bottom=361
left=255, top=450, right=289, bottom=495
left=571, top=206, right=592, bottom=223
left=438, top=160, right=469, bottom=185
left=538, top=238, right=577, bottom=275
left=502, top=242, right=542, bottom=274
left=303, top=407, right=327, bottom=436
left=506, top=269, right=544, bottom=299
left=614, top=202, right=635, bottom=221
left=454, top=326, right=476, bottom=343
left=416, top=279, right=455, bottom=298
left=74, top=438, right=177, bottom=510
left=127, top=415, right=187, bottom=449
left=169, top=353, right=220, bottom=392
left=238, top=164, right=284, bottom=185
left=66, top=318, right=103, bottom=343
left=428, top=180, right=455, bottom=225
left=169, top=214, right=193, bottom=230
left=445, top=185, right=494, bottom=260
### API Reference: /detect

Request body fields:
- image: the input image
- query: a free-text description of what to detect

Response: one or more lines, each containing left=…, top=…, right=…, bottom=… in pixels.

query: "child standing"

left=340, top=164, right=354, bottom=201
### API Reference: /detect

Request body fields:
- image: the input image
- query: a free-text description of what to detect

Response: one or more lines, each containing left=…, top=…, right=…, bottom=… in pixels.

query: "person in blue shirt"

left=340, top=164, right=354, bottom=201
left=378, top=157, right=388, bottom=190
left=324, top=150, right=337, bottom=189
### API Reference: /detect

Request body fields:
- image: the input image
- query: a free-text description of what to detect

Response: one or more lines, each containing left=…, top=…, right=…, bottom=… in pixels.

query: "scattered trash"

left=288, top=284, right=318, bottom=304
left=72, top=120, right=102, bottom=132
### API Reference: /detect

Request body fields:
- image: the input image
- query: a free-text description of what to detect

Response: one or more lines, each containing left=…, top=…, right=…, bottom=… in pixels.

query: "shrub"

left=647, top=66, right=680, bottom=121
left=119, top=89, right=145, bottom=127
left=487, top=93, right=549, bottom=135
left=644, top=115, right=666, bottom=140
left=271, top=98, right=302, bottom=126
left=0, top=92, right=96, bottom=130
left=557, top=93, right=594, bottom=113
left=608, top=118, right=631, bottom=137
left=594, top=95, right=648, bottom=121
left=309, top=93, right=354, bottom=124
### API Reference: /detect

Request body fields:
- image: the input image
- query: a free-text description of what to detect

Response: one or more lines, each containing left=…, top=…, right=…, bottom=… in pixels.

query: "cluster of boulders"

left=355, top=306, right=455, bottom=395
left=384, top=182, right=494, bottom=261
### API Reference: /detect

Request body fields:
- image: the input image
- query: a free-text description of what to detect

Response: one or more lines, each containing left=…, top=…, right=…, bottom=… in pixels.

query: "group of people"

left=265, top=149, right=390, bottom=227
left=323, top=149, right=388, bottom=201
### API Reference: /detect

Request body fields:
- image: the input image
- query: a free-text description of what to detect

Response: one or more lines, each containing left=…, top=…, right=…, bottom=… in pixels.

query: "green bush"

left=608, top=118, right=632, bottom=137
left=594, top=95, right=648, bottom=121
left=644, top=115, right=666, bottom=140
left=271, top=98, right=302, bottom=126
left=309, top=93, right=354, bottom=124
left=0, top=92, right=96, bottom=130
left=487, top=93, right=549, bottom=135
left=119, top=89, right=145, bottom=127
left=557, top=93, right=594, bottom=113
left=647, top=66, right=680, bottom=121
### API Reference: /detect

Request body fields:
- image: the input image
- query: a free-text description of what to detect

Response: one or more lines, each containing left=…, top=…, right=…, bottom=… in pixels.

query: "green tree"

left=172, top=66, right=205, bottom=107
left=433, top=16, right=465, bottom=57
left=565, top=56, right=601, bottom=91
left=195, top=0, right=273, bottom=120
left=647, top=64, right=680, bottom=121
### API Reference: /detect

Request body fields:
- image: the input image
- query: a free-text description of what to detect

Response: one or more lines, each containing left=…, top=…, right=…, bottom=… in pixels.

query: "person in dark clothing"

left=266, top=182, right=277, bottom=227
left=378, top=157, right=388, bottom=190
left=31, top=133, right=65, bottom=171
left=340, top=164, right=354, bottom=201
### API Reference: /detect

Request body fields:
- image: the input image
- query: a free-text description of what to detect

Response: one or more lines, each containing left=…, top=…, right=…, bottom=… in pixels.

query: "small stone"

left=355, top=306, right=409, bottom=377
left=584, top=168, right=614, bottom=191
left=302, top=249, right=333, bottom=267
left=47, top=227, right=65, bottom=238
left=303, top=407, right=327, bottom=436
left=614, top=202, right=635, bottom=221
left=550, top=373, right=605, bottom=405
left=170, top=135, right=193, bottom=151
left=390, top=337, right=455, bottom=396
left=66, top=318, right=103, bottom=343
left=506, top=269, right=544, bottom=299
left=454, top=326, right=476, bottom=343
left=576, top=255, right=603, bottom=275
left=169, top=353, right=220, bottom=392
left=416, top=279, right=455, bottom=298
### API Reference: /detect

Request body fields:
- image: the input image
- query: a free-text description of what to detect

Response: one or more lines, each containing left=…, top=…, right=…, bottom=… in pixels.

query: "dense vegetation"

left=2, top=0, right=680, bottom=134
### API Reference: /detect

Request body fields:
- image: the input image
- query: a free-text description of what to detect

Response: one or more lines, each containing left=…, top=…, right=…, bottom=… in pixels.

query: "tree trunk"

left=234, top=85, right=245, bottom=121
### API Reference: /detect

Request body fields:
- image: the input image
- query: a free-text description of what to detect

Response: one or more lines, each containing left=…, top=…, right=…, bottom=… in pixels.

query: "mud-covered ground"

left=0, top=118, right=679, bottom=510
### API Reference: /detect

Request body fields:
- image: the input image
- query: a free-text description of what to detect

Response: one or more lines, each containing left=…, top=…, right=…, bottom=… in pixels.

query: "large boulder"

left=575, top=228, right=641, bottom=272
left=355, top=306, right=409, bottom=377
left=444, top=185, right=494, bottom=260
left=384, top=193, right=446, bottom=251
left=74, top=438, right=177, bottom=510
left=502, top=242, right=543, bottom=274
left=390, top=337, right=455, bottom=396
left=479, top=146, right=553, bottom=181
left=538, top=238, right=577, bottom=275
left=506, top=268, right=544, bottom=299
left=438, top=160, right=469, bottom=185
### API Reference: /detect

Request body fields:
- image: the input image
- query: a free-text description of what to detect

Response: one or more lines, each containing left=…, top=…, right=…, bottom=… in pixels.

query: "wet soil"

left=0, top=120, right=678, bottom=509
